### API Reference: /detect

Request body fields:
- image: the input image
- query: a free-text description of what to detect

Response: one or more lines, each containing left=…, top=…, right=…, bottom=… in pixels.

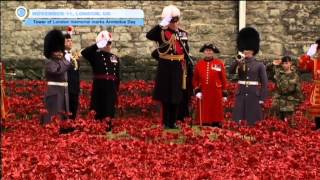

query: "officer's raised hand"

left=159, top=16, right=172, bottom=27
left=307, top=44, right=318, bottom=57
left=272, top=59, right=281, bottom=66
left=96, top=38, right=108, bottom=49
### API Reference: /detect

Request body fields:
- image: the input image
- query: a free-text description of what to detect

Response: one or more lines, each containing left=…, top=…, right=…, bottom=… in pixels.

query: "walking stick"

left=199, top=98, right=202, bottom=127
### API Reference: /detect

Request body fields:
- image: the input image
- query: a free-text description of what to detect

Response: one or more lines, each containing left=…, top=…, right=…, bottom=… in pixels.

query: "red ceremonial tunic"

left=299, top=54, right=320, bottom=117
left=1, top=62, right=8, bottom=119
left=192, top=58, right=227, bottom=124
left=164, top=30, right=184, bottom=55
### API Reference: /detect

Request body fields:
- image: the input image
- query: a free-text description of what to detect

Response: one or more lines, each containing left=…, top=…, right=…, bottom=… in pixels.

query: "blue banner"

left=23, top=18, right=144, bottom=26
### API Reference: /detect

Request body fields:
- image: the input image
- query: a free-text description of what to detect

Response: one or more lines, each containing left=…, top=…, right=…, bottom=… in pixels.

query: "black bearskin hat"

left=316, top=38, right=320, bottom=50
left=43, top=29, right=65, bottom=59
left=237, top=27, right=260, bottom=55
left=199, top=43, right=220, bottom=53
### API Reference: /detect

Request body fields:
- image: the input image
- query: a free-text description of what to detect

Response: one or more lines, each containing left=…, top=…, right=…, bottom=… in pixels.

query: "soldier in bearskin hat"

left=81, top=30, right=120, bottom=131
left=193, top=43, right=228, bottom=127
left=229, top=27, right=268, bottom=125
left=42, top=29, right=74, bottom=124
left=298, top=38, right=320, bottom=130
left=146, top=5, right=193, bottom=129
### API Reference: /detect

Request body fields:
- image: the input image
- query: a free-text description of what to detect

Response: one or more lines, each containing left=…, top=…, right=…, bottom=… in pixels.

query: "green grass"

left=106, top=130, right=131, bottom=140
left=103, top=124, right=256, bottom=144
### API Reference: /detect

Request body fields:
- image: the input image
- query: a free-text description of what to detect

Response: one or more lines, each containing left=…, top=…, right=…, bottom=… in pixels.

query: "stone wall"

left=1, top=1, right=319, bottom=80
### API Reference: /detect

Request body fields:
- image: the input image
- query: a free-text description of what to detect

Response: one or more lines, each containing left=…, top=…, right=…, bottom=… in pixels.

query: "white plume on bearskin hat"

left=95, top=30, right=112, bottom=43
left=161, top=5, right=180, bottom=18
left=237, top=27, right=260, bottom=55
left=43, top=29, right=65, bottom=59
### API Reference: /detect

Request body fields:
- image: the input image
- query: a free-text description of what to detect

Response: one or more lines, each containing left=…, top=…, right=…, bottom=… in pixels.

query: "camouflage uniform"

left=271, top=66, right=304, bottom=119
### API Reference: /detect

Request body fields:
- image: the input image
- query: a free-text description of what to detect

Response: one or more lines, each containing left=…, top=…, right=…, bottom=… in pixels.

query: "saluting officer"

left=81, top=30, right=120, bottom=131
left=146, top=5, right=192, bottom=129
left=271, top=56, right=303, bottom=121
left=298, top=38, right=320, bottom=130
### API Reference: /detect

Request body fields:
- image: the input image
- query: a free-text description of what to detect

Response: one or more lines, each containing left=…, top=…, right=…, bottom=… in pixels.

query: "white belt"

left=238, top=81, right=259, bottom=85
left=48, top=81, right=68, bottom=87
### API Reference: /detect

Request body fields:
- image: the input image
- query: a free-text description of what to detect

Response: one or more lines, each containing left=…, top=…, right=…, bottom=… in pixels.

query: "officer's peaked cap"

left=161, top=5, right=180, bottom=19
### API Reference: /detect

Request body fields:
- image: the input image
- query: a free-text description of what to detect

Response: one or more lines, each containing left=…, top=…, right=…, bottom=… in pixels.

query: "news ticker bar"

left=24, top=18, right=144, bottom=26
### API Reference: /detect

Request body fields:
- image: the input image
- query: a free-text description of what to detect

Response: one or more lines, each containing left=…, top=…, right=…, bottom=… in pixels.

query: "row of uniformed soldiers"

left=146, top=5, right=268, bottom=128
left=42, top=28, right=120, bottom=132
left=41, top=5, right=320, bottom=131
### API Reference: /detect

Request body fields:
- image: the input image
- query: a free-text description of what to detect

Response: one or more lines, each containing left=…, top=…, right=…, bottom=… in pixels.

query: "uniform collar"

left=100, top=50, right=112, bottom=55
left=245, top=57, right=255, bottom=63
left=166, top=27, right=179, bottom=34
left=204, top=57, right=214, bottom=62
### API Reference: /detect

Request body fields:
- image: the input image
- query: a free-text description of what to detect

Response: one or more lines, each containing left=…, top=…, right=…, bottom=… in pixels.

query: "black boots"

left=59, top=127, right=75, bottom=134
left=315, top=117, right=320, bottom=130
left=211, top=122, right=222, bottom=128
left=106, top=120, right=113, bottom=132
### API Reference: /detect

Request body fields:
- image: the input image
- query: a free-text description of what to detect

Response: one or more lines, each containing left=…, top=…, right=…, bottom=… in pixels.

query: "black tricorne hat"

left=43, top=29, right=65, bottom=59
left=237, top=27, right=260, bottom=55
left=199, top=43, right=220, bottom=53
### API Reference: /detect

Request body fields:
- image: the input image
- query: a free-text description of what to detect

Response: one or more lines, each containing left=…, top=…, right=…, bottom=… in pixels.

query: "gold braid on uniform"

left=159, top=30, right=187, bottom=89
left=157, top=30, right=176, bottom=56
left=71, top=48, right=84, bottom=70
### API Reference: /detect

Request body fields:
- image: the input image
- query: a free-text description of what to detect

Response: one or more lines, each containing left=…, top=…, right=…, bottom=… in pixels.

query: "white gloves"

left=259, top=100, right=264, bottom=105
left=64, top=53, right=72, bottom=62
left=223, top=97, right=227, bottom=102
left=307, top=44, right=318, bottom=57
left=96, top=39, right=108, bottom=49
left=159, top=16, right=172, bottom=27
left=196, top=92, right=202, bottom=99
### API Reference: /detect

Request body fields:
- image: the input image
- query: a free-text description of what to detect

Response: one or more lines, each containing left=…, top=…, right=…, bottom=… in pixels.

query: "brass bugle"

left=235, top=52, right=245, bottom=61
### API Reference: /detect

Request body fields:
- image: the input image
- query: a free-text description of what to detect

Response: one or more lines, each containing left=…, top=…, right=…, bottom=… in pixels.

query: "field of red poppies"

left=1, top=80, right=320, bottom=179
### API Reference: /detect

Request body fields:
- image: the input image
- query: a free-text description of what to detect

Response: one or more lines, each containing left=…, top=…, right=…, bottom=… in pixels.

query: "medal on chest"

left=211, top=64, right=222, bottom=71
left=178, top=31, right=188, bottom=40
left=110, top=55, right=118, bottom=64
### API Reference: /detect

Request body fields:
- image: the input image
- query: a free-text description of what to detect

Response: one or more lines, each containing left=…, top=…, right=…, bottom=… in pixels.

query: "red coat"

left=192, top=58, right=228, bottom=124
left=1, top=62, right=8, bottom=119
left=299, top=54, right=320, bottom=117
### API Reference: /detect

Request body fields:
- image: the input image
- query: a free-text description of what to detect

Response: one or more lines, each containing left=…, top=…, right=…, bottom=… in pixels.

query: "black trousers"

left=177, top=90, right=190, bottom=121
left=315, top=117, right=320, bottom=130
left=279, top=111, right=293, bottom=121
left=162, top=102, right=178, bottom=128
left=69, top=93, right=79, bottom=120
